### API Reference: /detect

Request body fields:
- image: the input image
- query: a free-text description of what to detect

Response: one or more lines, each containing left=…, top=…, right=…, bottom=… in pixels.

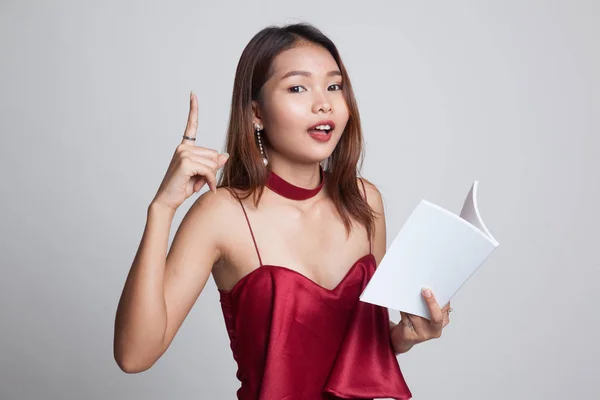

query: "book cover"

left=359, top=181, right=499, bottom=320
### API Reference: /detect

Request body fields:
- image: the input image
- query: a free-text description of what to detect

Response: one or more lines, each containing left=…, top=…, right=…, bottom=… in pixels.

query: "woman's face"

left=252, top=43, right=349, bottom=165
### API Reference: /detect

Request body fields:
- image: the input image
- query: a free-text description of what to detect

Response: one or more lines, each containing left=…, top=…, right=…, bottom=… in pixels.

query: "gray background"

left=1, top=0, right=598, bottom=399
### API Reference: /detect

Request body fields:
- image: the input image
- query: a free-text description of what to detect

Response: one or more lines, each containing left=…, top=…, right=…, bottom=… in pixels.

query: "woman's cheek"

left=273, top=101, right=307, bottom=128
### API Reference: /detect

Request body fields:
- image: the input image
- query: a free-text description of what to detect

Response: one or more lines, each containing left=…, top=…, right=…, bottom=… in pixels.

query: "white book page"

left=459, top=181, right=499, bottom=246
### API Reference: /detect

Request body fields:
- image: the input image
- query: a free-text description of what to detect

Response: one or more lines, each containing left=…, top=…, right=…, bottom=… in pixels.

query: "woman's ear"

left=251, top=100, right=263, bottom=128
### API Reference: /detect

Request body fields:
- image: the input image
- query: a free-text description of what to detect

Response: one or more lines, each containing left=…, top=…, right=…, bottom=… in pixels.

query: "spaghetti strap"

left=359, top=178, right=372, bottom=254
left=230, top=189, right=263, bottom=267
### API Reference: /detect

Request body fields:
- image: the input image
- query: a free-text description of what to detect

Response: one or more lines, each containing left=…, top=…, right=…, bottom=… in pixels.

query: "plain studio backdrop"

left=1, top=1, right=598, bottom=399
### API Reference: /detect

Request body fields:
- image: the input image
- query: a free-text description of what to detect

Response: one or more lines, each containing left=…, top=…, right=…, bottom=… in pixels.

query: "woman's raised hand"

left=152, top=92, right=229, bottom=211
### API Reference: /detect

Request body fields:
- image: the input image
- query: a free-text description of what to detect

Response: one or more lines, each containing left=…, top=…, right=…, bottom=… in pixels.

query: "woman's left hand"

left=390, top=288, right=452, bottom=354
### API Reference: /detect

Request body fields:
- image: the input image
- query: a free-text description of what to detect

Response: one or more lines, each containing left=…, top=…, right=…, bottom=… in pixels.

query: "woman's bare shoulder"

left=357, top=177, right=384, bottom=213
left=189, top=186, right=244, bottom=221
left=169, top=187, right=247, bottom=268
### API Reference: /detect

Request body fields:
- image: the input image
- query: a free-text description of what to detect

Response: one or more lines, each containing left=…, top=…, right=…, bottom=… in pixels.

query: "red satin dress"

left=218, top=171, right=412, bottom=400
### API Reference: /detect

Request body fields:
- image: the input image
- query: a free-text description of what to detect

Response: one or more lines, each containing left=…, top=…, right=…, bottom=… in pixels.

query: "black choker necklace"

left=266, top=166, right=325, bottom=200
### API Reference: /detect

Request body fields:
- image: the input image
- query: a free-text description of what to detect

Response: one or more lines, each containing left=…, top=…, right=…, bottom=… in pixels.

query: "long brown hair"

left=217, top=22, right=377, bottom=239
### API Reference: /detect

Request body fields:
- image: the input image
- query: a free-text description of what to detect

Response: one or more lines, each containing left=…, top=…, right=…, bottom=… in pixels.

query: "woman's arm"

left=113, top=190, right=227, bottom=373
left=358, top=178, right=416, bottom=355
left=367, top=180, right=451, bottom=353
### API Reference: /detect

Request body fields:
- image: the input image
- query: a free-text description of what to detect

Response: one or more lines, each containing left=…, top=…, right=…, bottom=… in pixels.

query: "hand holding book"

left=390, top=288, right=453, bottom=354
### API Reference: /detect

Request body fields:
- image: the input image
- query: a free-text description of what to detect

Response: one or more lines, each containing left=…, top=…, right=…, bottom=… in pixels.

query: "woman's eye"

left=288, top=86, right=306, bottom=93
left=328, top=84, right=343, bottom=91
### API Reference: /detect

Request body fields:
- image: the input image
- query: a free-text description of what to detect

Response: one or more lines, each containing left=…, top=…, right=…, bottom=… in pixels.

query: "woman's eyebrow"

left=280, top=70, right=342, bottom=80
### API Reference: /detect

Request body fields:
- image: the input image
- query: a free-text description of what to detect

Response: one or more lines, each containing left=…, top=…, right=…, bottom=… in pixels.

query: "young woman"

left=114, top=23, right=451, bottom=399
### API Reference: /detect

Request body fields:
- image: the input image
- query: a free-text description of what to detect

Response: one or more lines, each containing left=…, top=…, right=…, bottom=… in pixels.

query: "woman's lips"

left=307, top=129, right=332, bottom=142
left=307, top=119, right=335, bottom=142
left=308, top=119, right=335, bottom=131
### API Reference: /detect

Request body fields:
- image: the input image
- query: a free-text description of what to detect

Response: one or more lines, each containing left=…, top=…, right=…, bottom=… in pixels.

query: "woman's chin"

left=276, top=139, right=337, bottom=164
left=303, top=152, right=334, bottom=165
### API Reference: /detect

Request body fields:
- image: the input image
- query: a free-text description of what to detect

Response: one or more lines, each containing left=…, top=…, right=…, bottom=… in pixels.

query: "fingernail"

left=190, top=90, right=193, bottom=100
left=422, top=288, right=432, bottom=298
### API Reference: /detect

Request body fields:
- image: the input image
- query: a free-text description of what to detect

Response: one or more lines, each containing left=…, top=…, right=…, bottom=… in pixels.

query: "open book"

left=359, top=181, right=499, bottom=320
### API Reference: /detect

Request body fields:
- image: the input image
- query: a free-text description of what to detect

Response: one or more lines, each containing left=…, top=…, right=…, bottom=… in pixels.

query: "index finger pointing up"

left=182, top=91, right=198, bottom=145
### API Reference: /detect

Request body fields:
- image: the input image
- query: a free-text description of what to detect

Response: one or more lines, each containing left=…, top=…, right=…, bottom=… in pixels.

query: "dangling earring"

left=254, top=123, right=268, bottom=166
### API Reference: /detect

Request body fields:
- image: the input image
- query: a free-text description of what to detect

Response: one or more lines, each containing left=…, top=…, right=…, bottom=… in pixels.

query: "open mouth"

left=307, top=120, right=335, bottom=136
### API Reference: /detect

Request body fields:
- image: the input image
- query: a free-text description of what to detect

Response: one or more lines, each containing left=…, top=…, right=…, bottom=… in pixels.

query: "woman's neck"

left=266, top=158, right=323, bottom=190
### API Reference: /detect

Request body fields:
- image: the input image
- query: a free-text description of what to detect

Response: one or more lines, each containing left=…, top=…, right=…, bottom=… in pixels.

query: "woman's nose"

left=311, top=90, right=332, bottom=113
left=312, top=97, right=332, bottom=113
